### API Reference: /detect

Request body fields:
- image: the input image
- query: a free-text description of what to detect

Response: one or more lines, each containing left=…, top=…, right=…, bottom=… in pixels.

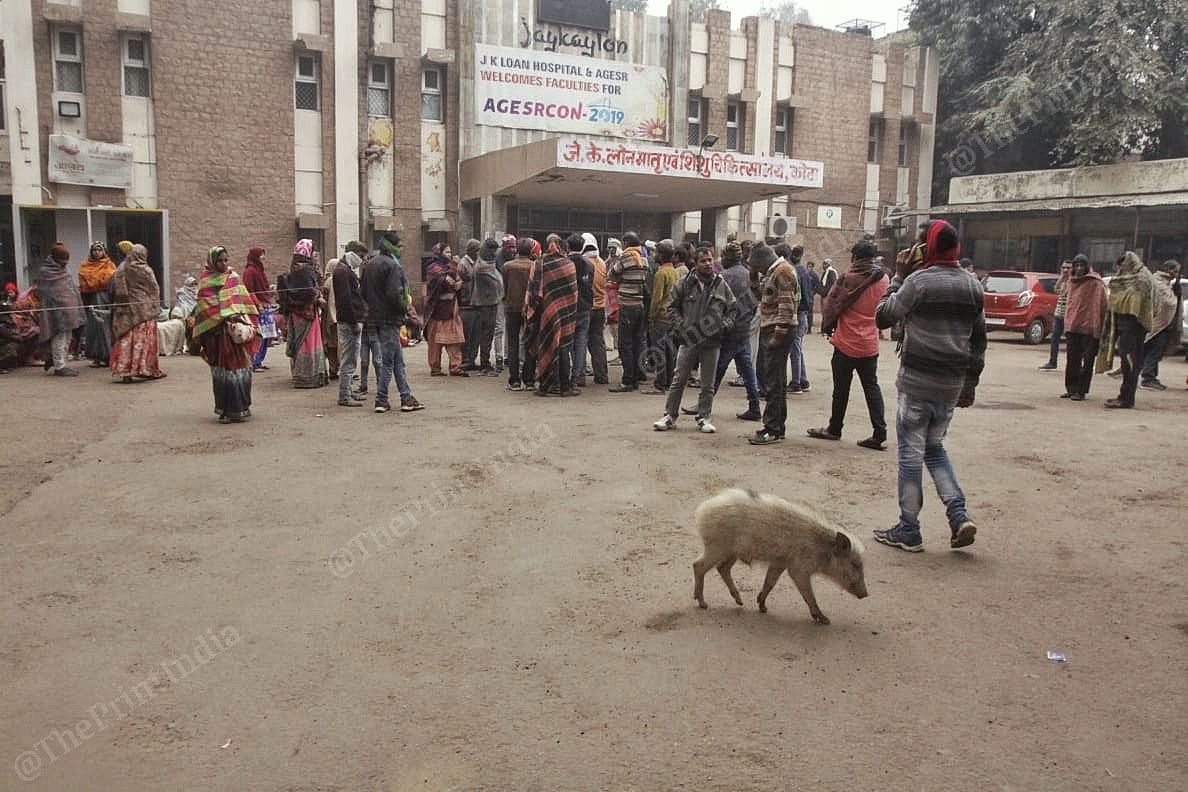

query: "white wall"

left=123, top=96, right=158, bottom=208
left=334, top=0, right=359, bottom=248
left=294, top=111, right=323, bottom=215
left=293, top=0, right=321, bottom=37
left=117, top=0, right=150, bottom=14
left=422, top=0, right=447, bottom=50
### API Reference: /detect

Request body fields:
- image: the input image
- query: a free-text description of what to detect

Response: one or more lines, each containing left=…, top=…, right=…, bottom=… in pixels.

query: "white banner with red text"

left=556, top=136, right=825, bottom=188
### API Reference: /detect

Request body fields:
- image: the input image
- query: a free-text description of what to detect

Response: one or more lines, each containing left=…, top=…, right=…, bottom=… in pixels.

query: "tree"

left=690, top=0, right=722, bottom=22
left=609, top=0, right=649, bottom=12
left=912, top=0, right=1188, bottom=204
left=760, top=1, right=812, bottom=25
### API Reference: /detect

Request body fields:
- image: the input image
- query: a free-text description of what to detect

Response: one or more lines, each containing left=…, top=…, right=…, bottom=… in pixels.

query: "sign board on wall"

left=48, top=134, right=134, bottom=189
left=557, top=136, right=825, bottom=188
left=817, top=206, right=842, bottom=229
left=475, top=44, right=669, bottom=141
left=537, top=0, right=611, bottom=31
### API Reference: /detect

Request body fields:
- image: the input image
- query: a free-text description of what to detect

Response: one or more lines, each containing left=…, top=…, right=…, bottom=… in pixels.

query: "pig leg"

left=693, top=552, right=722, bottom=609
left=717, top=557, right=744, bottom=606
left=757, top=564, right=785, bottom=613
left=789, top=572, right=830, bottom=625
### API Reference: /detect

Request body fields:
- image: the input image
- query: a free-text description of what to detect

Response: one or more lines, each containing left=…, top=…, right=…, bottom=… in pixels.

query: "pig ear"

left=834, top=532, right=852, bottom=554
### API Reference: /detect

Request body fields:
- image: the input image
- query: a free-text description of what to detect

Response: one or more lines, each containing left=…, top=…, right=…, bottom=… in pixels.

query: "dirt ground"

left=1, top=331, right=1185, bottom=791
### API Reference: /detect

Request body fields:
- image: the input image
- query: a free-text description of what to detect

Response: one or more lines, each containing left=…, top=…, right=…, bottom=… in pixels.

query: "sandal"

left=857, top=437, right=887, bottom=451
left=806, top=427, right=841, bottom=441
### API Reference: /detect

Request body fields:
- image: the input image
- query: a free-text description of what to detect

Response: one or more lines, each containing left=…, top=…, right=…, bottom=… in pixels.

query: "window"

left=774, top=106, right=793, bottom=156
left=54, top=28, right=83, bottom=94
left=686, top=95, right=706, bottom=147
left=897, top=123, right=910, bottom=166
left=726, top=102, right=743, bottom=151
left=122, top=35, right=150, bottom=97
left=421, top=66, right=444, bottom=121
left=367, top=61, right=391, bottom=117
left=295, top=54, right=320, bottom=111
left=867, top=119, right=883, bottom=163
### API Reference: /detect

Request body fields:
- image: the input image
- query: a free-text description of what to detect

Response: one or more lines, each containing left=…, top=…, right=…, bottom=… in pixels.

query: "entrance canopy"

left=461, top=136, right=825, bottom=213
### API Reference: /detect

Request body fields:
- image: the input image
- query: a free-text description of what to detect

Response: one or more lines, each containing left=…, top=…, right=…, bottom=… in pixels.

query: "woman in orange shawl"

left=77, top=241, right=116, bottom=367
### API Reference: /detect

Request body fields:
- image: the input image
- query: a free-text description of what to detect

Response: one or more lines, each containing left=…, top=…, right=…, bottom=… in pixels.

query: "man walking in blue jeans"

left=873, top=220, right=986, bottom=552
left=359, top=232, right=425, bottom=415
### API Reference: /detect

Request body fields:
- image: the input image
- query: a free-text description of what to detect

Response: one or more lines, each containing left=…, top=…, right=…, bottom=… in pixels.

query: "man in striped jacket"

left=873, top=220, right=986, bottom=553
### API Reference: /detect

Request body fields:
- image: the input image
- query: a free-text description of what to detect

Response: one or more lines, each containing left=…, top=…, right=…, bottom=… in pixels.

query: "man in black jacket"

left=332, top=251, right=367, bottom=406
left=567, top=233, right=594, bottom=389
left=359, top=232, right=424, bottom=414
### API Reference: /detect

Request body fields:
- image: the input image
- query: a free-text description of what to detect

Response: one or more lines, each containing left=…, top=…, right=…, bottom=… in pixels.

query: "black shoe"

left=1069, top=393, right=1085, bottom=401
left=1059, top=392, right=1072, bottom=398
left=1038, top=363, right=1057, bottom=371
left=736, top=408, right=761, bottom=421
left=748, top=430, right=784, bottom=445
left=857, top=437, right=887, bottom=451
left=608, top=384, right=637, bottom=393
left=593, top=378, right=609, bottom=385
left=461, top=363, right=478, bottom=371
left=1104, top=398, right=1133, bottom=409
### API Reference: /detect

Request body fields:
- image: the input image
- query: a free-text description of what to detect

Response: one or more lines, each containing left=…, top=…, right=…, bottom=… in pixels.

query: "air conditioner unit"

left=766, top=215, right=795, bottom=238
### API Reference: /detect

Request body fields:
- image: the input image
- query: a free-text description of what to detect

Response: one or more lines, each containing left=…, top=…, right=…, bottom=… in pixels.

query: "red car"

left=982, top=271, right=1060, bottom=344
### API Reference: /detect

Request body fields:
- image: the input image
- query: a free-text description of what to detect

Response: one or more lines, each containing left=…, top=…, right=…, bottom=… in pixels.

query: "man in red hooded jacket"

left=872, top=220, right=986, bottom=553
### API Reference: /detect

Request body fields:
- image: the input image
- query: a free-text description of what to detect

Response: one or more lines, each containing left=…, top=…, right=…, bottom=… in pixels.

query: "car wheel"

left=1024, top=318, right=1046, bottom=345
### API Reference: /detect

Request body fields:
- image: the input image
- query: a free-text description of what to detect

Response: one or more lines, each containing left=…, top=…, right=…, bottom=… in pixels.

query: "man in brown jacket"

left=502, top=237, right=535, bottom=390
left=749, top=243, right=800, bottom=445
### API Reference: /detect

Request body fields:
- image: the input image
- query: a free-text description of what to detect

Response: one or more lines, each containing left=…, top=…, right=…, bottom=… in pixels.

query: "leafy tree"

left=690, top=0, right=723, bottom=22
left=609, top=0, right=649, bottom=12
left=760, top=1, right=812, bottom=25
left=912, top=0, right=1187, bottom=203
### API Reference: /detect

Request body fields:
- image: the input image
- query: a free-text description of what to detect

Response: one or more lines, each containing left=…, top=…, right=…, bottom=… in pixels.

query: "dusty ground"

left=1, top=331, right=1185, bottom=791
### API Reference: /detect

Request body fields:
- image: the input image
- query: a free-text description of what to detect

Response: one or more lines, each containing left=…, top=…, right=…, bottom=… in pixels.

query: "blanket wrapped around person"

left=109, top=244, right=165, bottom=381
left=194, top=246, right=260, bottom=422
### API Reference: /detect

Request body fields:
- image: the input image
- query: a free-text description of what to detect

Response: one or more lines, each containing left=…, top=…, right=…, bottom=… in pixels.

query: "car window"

left=984, top=276, right=1027, bottom=294
left=1038, top=278, right=1058, bottom=293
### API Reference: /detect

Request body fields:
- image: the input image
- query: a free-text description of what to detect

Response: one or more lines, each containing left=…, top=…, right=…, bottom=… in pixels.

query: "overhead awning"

left=931, top=192, right=1188, bottom=216
left=460, top=136, right=825, bottom=213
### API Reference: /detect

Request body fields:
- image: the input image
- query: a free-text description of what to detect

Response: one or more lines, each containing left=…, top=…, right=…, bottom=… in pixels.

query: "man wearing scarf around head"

left=109, top=243, right=165, bottom=382
left=77, top=241, right=117, bottom=367
left=1095, top=251, right=1161, bottom=408
left=194, top=246, right=260, bottom=422
left=359, top=232, right=424, bottom=413
left=37, top=242, right=85, bottom=376
left=873, top=220, right=985, bottom=553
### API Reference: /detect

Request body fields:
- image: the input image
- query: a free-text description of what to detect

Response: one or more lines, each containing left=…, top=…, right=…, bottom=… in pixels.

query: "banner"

left=475, top=44, right=668, bottom=141
left=48, top=134, right=134, bottom=189
left=556, top=136, right=825, bottom=189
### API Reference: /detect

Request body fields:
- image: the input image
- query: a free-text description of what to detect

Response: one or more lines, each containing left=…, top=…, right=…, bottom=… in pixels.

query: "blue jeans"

left=252, top=338, right=270, bottom=369
left=895, top=392, right=970, bottom=535
left=359, top=328, right=381, bottom=390
left=337, top=323, right=360, bottom=401
left=788, top=311, right=809, bottom=387
left=571, top=309, right=591, bottom=386
left=714, top=334, right=761, bottom=409
left=376, top=324, right=412, bottom=404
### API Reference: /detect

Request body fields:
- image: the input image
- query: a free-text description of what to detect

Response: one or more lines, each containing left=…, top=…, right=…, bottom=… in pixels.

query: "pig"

left=692, top=488, right=868, bottom=625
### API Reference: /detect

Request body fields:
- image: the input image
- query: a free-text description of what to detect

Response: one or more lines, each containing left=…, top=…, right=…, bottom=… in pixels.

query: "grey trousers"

left=664, top=340, right=720, bottom=420
left=337, top=323, right=360, bottom=401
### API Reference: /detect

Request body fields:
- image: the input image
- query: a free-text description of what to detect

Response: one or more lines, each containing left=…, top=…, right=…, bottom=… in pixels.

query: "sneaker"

left=374, top=402, right=391, bottom=413
left=1140, top=380, right=1166, bottom=391
left=1059, top=392, right=1072, bottom=398
left=736, top=408, right=762, bottom=421
left=748, top=430, right=783, bottom=445
left=1038, top=363, right=1057, bottom=371
left=1106, top=368, right=1122, bottom=378
left=53, top=367, right=80, bottom=377
left=856, top=437, right=887, bottom=451
left=786, top=385, right=804, bottom=394
left=806, top=427, right=841, bottom=441
left=400, top=397, right=425, bottom=412
left=507, top=382, right=525, bottom=392
left=873, top=525, right=924, bottom=553
left=338, top=399, right=363, bottom=407
left=1104, top=398, right=1132, bottom=409
left=1069, top=393, right=1085, bottom=401
left=951, top=520, right=977, bottom=549
left=608, top=384, right=637, bottom=393
left=356, top=386, right=368, bottom=395
left=653, top=415, right=676, bottom=431
left=800, top=382, right=811, bottom=393
left=727, top=376, right=745, bottom=388
left=680, top=406, right=699, bottom=416
left=646, top=384, right=667, bottom=394
left=697, top=418, right=716, bottom=434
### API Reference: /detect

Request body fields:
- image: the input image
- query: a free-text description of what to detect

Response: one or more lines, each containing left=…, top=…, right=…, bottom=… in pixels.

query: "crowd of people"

left=2, top=222, right=1182, bottom=545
